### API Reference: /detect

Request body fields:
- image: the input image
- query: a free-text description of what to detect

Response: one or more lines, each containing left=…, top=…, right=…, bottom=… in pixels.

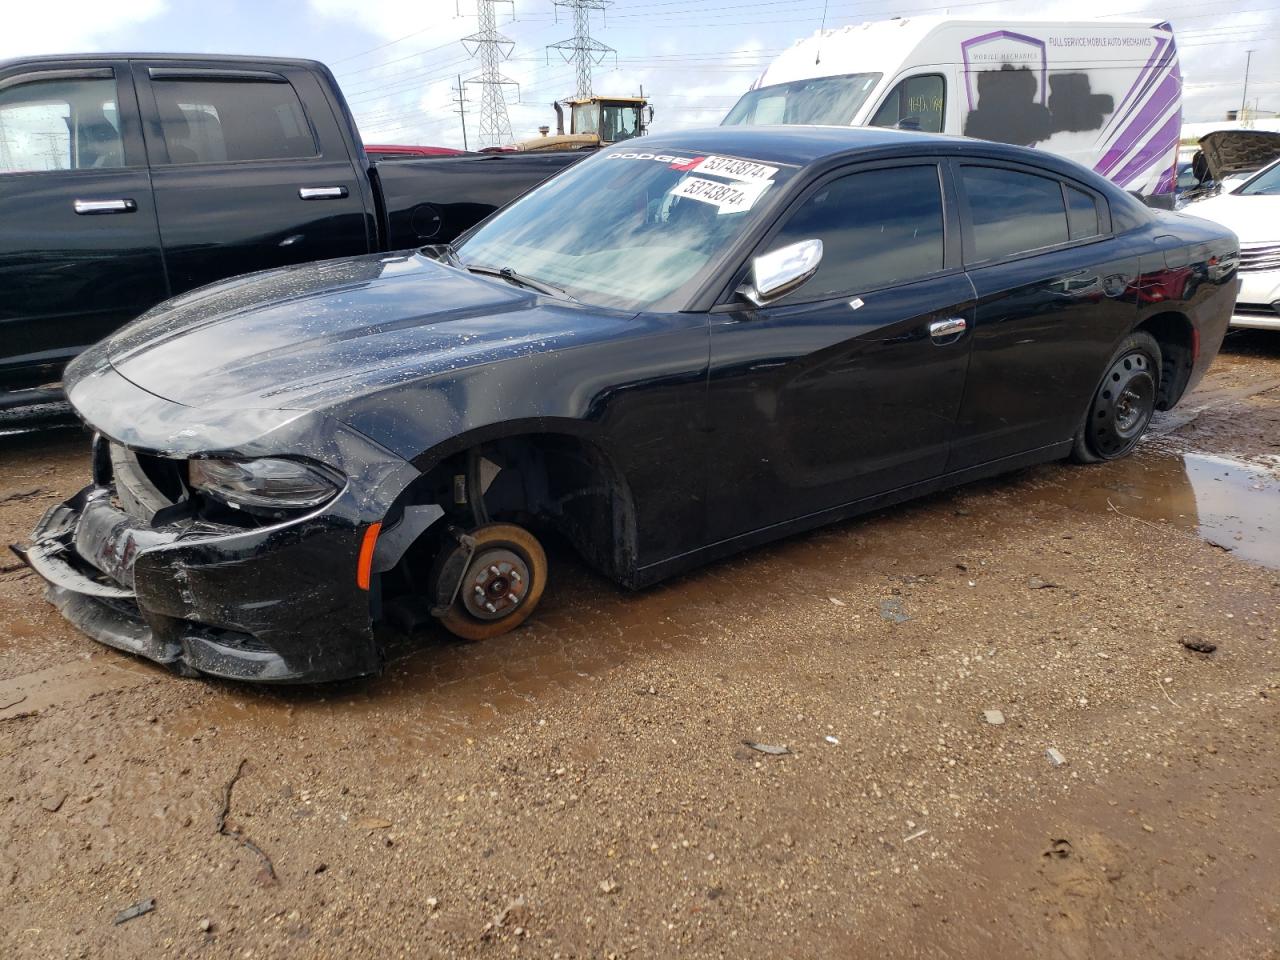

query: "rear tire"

left=1071, top=332, right=1162, bottom=463
left=435, top=523, right=547, bottom=641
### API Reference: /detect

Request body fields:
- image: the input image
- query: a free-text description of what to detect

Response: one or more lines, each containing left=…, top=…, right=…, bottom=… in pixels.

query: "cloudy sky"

left=3, top=0, right=1276, bottom=148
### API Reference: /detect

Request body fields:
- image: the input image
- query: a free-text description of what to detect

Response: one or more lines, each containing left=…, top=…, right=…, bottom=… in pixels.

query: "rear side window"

left=151, top=78, right=316, bottom=164
left=1065, top=185, right=1101, bottom=240
left=0, top=75, right=123, bottom=172
left=961, top=166, right=1069, bottom=262
left=765, top=164, right=945, bottom=300
left=869, top=74, right=945, bottom=133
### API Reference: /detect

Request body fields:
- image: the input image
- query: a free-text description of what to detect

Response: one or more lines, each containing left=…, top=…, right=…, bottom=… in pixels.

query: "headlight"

left=188, top=457, right=342, bottom=510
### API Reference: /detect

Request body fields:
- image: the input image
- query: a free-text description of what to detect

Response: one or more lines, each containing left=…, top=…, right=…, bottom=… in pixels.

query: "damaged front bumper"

left=16, top=483, right=382, bottom=683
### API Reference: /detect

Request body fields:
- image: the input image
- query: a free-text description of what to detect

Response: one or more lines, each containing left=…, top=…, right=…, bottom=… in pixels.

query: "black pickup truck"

left=0, top=53, right=579, bottom=401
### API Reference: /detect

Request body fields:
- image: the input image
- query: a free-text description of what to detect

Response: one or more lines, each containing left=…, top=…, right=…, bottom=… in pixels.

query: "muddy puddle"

left=1032, top=448, right=1280, bottom=569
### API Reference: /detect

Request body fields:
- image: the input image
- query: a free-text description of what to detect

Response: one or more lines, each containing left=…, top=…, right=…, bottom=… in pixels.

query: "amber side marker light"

left=356, top=522, right=382, bottom=591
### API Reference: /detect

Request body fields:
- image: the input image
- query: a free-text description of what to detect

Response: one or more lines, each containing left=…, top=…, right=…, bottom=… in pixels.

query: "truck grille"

left=1239, top=242, right=1280, bottom=273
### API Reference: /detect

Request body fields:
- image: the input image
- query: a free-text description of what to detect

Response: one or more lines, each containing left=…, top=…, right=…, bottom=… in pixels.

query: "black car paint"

left=18, top=127, right=1238, bottom=683
left=0, top=53, right=580, bottom=393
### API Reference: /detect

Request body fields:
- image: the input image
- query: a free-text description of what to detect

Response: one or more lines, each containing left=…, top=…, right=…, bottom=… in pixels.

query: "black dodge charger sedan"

left=16, top=126, right=1238, bottom=683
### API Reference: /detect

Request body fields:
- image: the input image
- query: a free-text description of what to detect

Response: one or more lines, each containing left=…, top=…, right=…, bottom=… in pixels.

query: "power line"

left=451, top=74, right=471, bottom=150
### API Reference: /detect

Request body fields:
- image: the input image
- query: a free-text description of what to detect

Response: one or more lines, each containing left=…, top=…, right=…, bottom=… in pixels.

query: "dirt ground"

left=1, top=332, right=1277, bottom=960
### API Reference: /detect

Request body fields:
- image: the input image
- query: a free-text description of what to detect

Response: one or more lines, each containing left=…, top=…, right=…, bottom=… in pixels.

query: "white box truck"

left=722, top=17, right=1181, bottom=203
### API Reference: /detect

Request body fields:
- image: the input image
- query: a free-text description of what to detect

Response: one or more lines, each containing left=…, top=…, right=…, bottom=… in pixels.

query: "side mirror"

left=738, top=239, right=823, bottom=307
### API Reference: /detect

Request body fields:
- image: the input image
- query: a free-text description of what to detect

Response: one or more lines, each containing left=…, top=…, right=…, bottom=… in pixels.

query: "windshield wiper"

left=465, top=263, right=578, bottom=302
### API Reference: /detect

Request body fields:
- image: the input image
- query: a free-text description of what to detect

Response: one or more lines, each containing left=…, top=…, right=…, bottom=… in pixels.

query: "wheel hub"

left=1114, top=386, right=1143, bottom=431
left=460, top=547, right=530, bottom=621
left=1090, top=350, right=1156, bottom=458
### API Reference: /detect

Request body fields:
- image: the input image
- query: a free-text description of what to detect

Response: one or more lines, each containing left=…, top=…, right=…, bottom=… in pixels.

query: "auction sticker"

left=671, top=176, right=770, bottom=214
left=692, top=155, right=778, bottom=183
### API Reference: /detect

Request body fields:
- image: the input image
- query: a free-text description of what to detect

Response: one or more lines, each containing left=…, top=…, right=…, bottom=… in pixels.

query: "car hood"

left=1198, top=130, right=1280, bottom=182
left=1184, top=192, right=1280, bottom=243
left=102, top=251, right=608, bottom=411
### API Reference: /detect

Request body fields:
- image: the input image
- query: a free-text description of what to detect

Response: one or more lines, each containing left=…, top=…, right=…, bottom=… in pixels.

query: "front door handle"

left=298, top=186, right=349, bottom=200
left=929, top=317, right=967, bottom=343
left=74, top=198, right=137, bottom=215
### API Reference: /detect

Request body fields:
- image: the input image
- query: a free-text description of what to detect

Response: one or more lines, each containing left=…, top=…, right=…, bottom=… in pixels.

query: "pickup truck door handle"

left=928, top=317, right=967, bottom=343
left=298, top=186, right=349, bottom=200
left=74, top=198, right=137, bottom=215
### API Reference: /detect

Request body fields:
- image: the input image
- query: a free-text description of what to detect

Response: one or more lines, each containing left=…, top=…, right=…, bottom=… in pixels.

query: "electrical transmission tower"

left=462, top=0, right=517, bottom=148
left=548, top=0, right=615, bottom=100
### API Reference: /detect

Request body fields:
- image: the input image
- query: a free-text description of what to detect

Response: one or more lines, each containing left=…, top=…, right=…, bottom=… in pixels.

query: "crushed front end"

left=13, top=347, right=423, bottom=683
left=17, top=435, right=379, bottom=682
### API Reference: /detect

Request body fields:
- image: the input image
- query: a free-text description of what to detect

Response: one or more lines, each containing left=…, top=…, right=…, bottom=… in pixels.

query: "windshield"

left=722, top=73, right=882, bottom=126
left=1237, top=159, right=1280, bottom=195
left=601, top=104, right=640, bottom=142
left=456, top=149, right=796, bottom=310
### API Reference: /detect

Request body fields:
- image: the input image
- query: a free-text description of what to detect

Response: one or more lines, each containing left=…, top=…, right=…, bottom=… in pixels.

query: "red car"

left=364, top=144, right=469, bottom=161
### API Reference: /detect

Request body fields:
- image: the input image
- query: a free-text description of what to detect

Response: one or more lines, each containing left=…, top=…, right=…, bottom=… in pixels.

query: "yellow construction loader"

left=513, top=95, right=652, bottom=152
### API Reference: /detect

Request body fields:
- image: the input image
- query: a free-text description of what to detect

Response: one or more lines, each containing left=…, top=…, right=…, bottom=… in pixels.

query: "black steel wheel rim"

left=1088, top=350, right=1156, bottom=458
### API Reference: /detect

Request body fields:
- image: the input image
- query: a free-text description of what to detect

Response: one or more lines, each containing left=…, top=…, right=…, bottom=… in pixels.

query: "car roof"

left=638, top=125, right=1148, bottom=217
left=639, top=125, right=951, bottom=166
left=642, top=124, right=1103, bottom=172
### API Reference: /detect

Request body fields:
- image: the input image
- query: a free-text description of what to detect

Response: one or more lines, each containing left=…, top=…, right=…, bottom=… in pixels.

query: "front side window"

left=869, top=74, right=945, bottom=133
left=763, top=165, right=946, bottom=301
left=151, top=78, right=316, bottom=164
left=961, top=166, right=1069, bottom=262
left=0, top=76, right=123, bottom=173
left=457, top=148, right=797, bottom=310
left=722, top=73, right=882, bottom=127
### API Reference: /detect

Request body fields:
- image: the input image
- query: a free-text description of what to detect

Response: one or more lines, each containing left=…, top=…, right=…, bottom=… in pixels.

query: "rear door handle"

left=929, top=317, right=967, bottom=343
left=74, top=198, right=137, bottom=215
left=298, top=186, right=349, bottom=200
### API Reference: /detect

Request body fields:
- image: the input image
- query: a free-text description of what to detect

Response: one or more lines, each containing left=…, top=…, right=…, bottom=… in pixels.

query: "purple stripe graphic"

left=1110, top=112, right=1180, bottom=188
left=1100, top=35, right=1168, bottom=141
left=1095, top=72, right=1180, bottom=177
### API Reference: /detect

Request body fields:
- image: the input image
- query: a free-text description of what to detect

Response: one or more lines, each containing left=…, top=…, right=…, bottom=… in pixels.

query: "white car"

left=1189, top=159, right=1280, bottom=330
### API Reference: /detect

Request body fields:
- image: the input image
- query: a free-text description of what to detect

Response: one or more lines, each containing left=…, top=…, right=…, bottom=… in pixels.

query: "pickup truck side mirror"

left=738, top=239, right=823, bottom=307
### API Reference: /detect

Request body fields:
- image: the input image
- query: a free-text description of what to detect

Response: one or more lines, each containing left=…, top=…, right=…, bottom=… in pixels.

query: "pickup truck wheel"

left=1071, top=332, right=1161, bottom=463
left=436, top=523, right=547, bottom=641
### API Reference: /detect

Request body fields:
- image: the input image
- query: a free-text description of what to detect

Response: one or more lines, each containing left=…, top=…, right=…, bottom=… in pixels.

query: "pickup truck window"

left=0, top=77, right=123, bottom=173
left=152, top=78, right=317, bottom=164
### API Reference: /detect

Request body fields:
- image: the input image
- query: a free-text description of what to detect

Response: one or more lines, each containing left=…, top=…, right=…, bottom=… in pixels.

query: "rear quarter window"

left=1065, top=185, right=1102, bottom=240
